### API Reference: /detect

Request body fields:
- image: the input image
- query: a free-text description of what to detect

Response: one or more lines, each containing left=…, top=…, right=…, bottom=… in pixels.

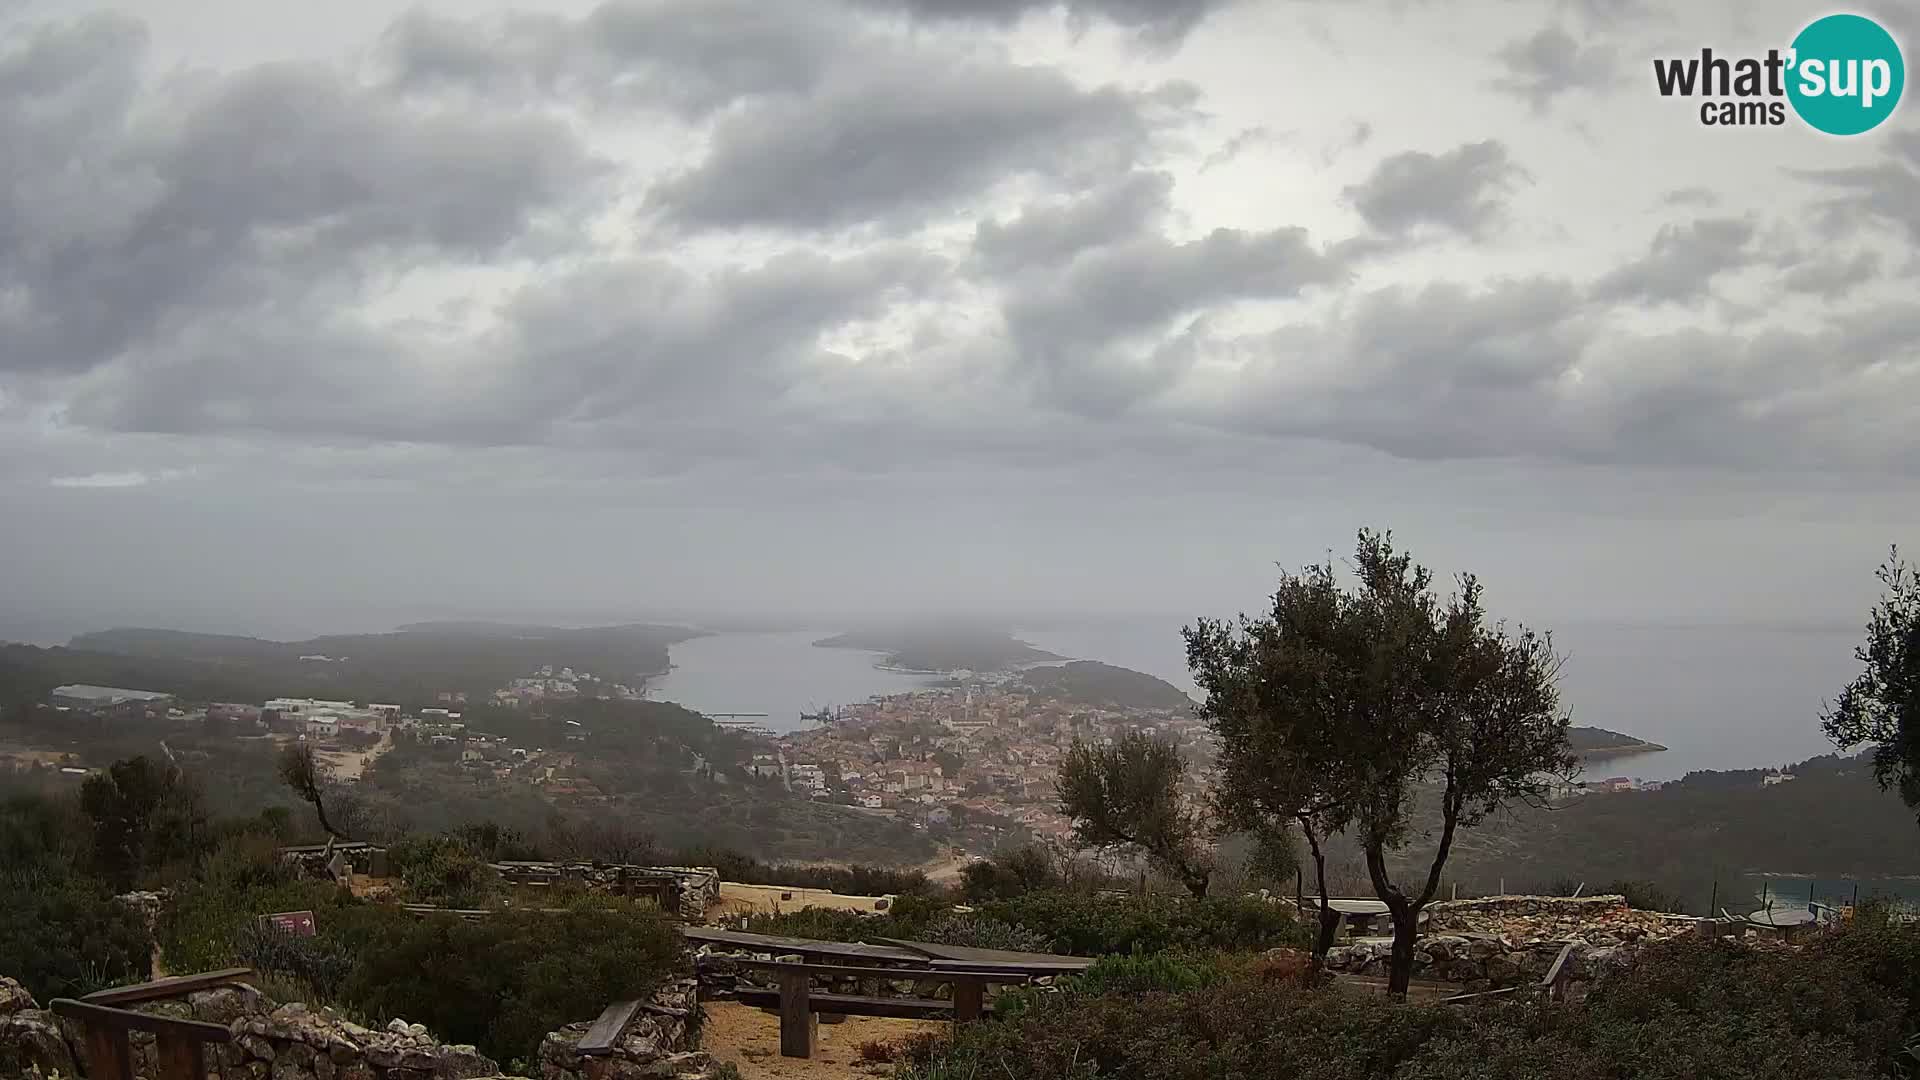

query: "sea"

left=649, top=617, right=1865, bottom=786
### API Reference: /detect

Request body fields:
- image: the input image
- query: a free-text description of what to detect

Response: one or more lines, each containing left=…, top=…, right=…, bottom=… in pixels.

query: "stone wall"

left=538, top=980, right=715, bottom=1080
left=491, top=863, right=721, bottom=921
left=1324, top=895, right=1700, bottom=996
left=0, top=975, right=723, bottom=1080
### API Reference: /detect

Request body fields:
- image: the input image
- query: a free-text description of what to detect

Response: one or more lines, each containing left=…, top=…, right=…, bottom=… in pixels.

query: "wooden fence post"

left=776, top=968, right=817, bottom=1059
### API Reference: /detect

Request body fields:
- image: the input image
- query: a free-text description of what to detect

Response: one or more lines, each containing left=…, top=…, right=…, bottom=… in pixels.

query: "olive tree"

left=1187, top=565, right=1363, bottom=972
left=1823, top=547, right=1920, bottom=822
left=1056, top=731, right=1214, bottom=898
left=278, top=742, right=349, bottom=842
left=1195, top=530, right=1574, bottom=998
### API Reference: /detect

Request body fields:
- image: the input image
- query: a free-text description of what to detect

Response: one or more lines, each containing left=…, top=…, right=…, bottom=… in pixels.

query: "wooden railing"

left=48, top=967, right=255, bottom=1080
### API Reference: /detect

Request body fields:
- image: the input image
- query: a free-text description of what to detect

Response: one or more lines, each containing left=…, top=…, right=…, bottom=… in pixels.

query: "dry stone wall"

left=1324, top=895, right=1700, bottom=995
left=0, top=975, right=723, bottom=1080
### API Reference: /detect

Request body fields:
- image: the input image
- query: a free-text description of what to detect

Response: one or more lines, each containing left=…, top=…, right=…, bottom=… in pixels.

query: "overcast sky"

left=1, top=0, right=1916, bottom=640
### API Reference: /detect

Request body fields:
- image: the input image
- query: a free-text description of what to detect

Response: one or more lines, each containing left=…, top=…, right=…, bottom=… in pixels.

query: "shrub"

left=917, top=915, right=1051, bottom=954
left=959, top=846, right=1063, bottom=902
left=901, top=934, right=1919, bottom=1080
left=975, top=891, right=1308, bottom=956
left=1061, top=951, right=1222, bottom=997
left=387, top=833, right=500, bottom=908
left=1607, top=879, right=1689, bottom=915
left=331, top=899, right=686, bottom=1063
left=0, top=793, right=154, bottom=1000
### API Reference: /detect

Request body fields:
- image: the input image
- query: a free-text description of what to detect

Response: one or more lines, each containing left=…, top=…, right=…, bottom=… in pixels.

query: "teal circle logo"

left=1787, top=13, right=1904, bottom=135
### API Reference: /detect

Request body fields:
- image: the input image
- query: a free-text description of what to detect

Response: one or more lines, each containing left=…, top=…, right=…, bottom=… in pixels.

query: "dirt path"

left=917, top=849, right=976, bottom=885
left=701, top=1001, right=946, bottom=1080
left=319, top=731, right=393, bottom=782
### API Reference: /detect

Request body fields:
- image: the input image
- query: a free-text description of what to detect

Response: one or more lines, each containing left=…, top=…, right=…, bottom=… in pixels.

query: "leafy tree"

left=960, top=845, right=1064, bottom=902
left=1823, top=547, right=1920, bottom=823
left=1197, top=530, right=1572, bottom=998
left=1057, top=732, right=1214, bottom=898
left=1347, top=530, right=1573, bottom=999
left=79, top=755, right=207, bottom=888
left=1188, top=570, right=1365, bottom=970
left=277, top=743, right=348, bottom=841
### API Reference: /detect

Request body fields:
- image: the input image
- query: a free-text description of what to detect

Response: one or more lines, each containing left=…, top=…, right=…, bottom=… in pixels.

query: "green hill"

left=1017, top=661, right=1195, bottom=710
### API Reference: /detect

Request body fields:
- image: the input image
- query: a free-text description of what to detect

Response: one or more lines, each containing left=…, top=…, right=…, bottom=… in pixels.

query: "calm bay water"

left=1021, top=617, right=1863, bottom=784
left=649, top=618, right=1864, bottom=783
left=647, top=630, right=941, bottom=731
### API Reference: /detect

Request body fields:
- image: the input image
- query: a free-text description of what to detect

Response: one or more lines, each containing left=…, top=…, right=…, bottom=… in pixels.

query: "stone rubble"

left=1323, top=895, right=1699, bottom=995
left=0, top=974, right=725, bottom=1080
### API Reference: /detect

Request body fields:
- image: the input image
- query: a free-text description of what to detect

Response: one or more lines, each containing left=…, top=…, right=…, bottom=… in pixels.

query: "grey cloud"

left=1590, top=217, right=1757, bottom=306
left=973, top=170, right=1172, bottom=270
left=1800, top=138, right=1920, bottom=243
left=69, top=245, right=945, bottom=453
left=648, top=60, right=1191, bottom=230
left=1490, top=25, right=1615, bottom=111
left=1004, top=225, right=1343, bottom=414
left=847, top=0, right=1236, bottom=44
left=1781, top=251, right=1882, bottom=300
left=1197, top=278, right=1917, bottom=470
left=1213, top=277, right=1590, bottom=460
left=0, top=14, right=599, bottom=377
left=1343, top=140, right=1525, bottom=237
left=380, top=0, right=861, bottom=117
left=1661, top=187, right=1720, bottom=208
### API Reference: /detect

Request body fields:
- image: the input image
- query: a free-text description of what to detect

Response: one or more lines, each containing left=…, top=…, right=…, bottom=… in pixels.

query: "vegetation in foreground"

left=895, top=920, right=1920, bottom=1080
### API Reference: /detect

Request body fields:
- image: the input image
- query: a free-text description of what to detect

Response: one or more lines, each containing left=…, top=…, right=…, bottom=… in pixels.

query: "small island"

left=812, top=625, right=1063, bottom=674
left=1567, top=725, right=1668, bottom=756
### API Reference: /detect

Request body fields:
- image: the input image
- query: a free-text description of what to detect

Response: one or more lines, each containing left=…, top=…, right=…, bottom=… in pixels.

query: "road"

left=319, top=731, right=393, bottom=782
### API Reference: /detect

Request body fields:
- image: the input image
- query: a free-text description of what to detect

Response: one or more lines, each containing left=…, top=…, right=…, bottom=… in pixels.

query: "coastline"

left=1577, top=740, right=1669, bottom=758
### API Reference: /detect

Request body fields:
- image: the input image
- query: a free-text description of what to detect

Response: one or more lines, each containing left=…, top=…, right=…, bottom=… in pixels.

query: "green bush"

left=330, top=900, right=686, bottom=1063
left=917, top=915, right=1051, bottom=954
left=387, top=833, right=500, bottom=908
left=0, top=794, right=153, bottom=1000
left=975, top=891, right=1309, bottom=956
left=901, top=931, right=1920, bottom=1080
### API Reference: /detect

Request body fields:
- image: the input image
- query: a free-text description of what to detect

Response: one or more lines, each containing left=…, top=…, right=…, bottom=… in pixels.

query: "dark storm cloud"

left=1490, top=25, right=1616, bottom=111
left=1590, top=217, right=1757, bottom=306
left=0, top=14, right=600, bottom=377
left=380, top=0, right=861, bottom=117
left=1343, top=140, right=1525, bottom=238
left=847, top=0, right=1237, bottom=44
left=647, top=60, right=1193, bottom=230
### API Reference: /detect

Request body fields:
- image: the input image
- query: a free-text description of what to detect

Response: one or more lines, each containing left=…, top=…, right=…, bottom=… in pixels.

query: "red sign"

left=260, top=911, right=317, bottom=937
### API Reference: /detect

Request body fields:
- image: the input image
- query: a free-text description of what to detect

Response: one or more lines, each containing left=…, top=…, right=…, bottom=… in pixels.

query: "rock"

left=272, top=1054, right=318, bottom=1080
left=0, top=978, right=35, bottom=1017
left=240, top=1033, right=279, bottom=1060
left=390, top=1018, right=415, bottom=1035
left=191, top=984, right=270, bottom=1024
left=0, top=1009, right=79, bottom=1079
left=315, top=1050, right=337, bottom=1080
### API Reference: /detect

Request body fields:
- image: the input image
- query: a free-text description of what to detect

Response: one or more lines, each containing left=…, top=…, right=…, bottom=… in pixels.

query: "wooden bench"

left=707, top=959, right=1037, bottom=1058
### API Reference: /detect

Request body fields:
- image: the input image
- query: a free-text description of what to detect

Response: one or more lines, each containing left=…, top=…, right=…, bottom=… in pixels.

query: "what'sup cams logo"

left=1654, top=12, right=1904, bottom=134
